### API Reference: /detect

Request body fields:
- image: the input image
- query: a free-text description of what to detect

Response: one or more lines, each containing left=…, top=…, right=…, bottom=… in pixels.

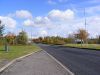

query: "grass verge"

left=0, top=44, right=41, bottom=61
left=64, top=44, right=100, bottom=50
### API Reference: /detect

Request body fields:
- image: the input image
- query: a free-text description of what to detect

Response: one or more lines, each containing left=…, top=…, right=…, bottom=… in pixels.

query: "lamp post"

left=84, top=8, right=88, bottom=44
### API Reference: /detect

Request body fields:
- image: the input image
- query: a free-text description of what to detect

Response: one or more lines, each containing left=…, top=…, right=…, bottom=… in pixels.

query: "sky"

left=0, top=0, right=100, bottom=38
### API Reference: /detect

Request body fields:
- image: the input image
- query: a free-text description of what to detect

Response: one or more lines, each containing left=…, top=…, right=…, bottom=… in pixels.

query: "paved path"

left=0, top=50, right=70, bottom=75
left=39, top=44, right=100, bottom=75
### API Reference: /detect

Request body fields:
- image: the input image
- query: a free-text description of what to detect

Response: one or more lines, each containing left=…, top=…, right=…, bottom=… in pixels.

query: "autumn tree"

left=5, top=32, right=16, bottom=45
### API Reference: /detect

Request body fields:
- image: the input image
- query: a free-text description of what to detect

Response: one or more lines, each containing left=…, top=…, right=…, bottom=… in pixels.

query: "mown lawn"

left=65, top=44, right=100, bottom=50
left=0, top=44, right=41, bottom=60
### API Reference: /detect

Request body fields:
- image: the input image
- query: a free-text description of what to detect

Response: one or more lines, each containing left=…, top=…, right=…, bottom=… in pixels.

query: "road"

left=0, top=50, right=70, bottom=75
left=39, top=44, right=100, bottom=75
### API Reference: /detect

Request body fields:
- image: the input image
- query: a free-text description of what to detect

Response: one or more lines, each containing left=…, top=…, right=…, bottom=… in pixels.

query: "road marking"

left=45, top=50, right=74, bottom=75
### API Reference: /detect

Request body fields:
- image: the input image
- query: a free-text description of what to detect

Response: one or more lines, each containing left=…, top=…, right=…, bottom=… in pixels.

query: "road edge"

left=0, top=50, right=42, bottom=73
left=64, top=46, right=100, bottom=51
left=45, top=50, right=74, bottom=75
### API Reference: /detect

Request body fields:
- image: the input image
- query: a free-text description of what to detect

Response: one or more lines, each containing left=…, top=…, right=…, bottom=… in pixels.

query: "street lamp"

left=84, top=8, right=88, bottom=44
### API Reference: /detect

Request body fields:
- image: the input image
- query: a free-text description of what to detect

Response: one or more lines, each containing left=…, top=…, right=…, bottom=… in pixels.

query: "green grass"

left=65, top=44, right=100, bottom=50
left=0, top=44, right=41, bottom=60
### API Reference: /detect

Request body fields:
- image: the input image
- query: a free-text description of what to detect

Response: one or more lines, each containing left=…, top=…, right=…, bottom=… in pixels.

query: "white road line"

left=45, top=50, right=74, bottom=75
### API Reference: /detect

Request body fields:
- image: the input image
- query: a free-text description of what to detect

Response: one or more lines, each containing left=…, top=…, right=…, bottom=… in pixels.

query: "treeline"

left=32, top=36, right=100, bottom=45
left=32, top=29, right=100, bottom=45
left=32, top=36, right=66, bottom=45
left=88, top=36, right=100, bottom=44
left=5, top=31, right=28, bottom=45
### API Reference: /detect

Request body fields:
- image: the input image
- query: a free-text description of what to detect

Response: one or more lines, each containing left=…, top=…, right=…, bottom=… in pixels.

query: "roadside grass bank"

left=64, top=44, right=100, bottom=50
left=0, top=44, right=41, bottom=61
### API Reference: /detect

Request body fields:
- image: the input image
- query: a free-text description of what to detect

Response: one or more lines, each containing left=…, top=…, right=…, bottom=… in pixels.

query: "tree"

left=98, top=36, right=100, bottom=44
left=16, top=31, right=28, bottom=45
left=5, top=32, right=16, bottom=45
left=0, top=20, right=4, bottom=45
left=75, top=29, right=89, bottom=43
left=0, top=20, right=4, bottom=37
left=64, top=34, right=74, bottom=43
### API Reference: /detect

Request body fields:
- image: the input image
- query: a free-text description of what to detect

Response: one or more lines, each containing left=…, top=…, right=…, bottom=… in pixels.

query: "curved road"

left=39, top=44, right=100, bottom=75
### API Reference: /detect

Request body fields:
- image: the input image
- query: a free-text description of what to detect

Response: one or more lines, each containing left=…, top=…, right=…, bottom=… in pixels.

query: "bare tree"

left=75, top=29, right=89, bottom=43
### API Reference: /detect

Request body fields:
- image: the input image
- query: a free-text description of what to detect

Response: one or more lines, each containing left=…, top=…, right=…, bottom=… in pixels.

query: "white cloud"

left=86, top=5, right=100, bottom=15
left=21, top=9, right=100, bottom=38
left=34, top=16, right=51, bottom=26
left=86, top=16, right=100, bottom=37
left=22, top=9, right=77, bottom=37
left=48, top=9, right=74, bottom=21
left=15, top=10, right=33, bottom=19
left=0, top=16, right=16, bottom=28
left=40, top=30, right=48, bottom=36
left=23, top=19, right=34, bottom=26
left=23, top=16, right=52, bottom=27
left=4, top=9, right=99, bottom=38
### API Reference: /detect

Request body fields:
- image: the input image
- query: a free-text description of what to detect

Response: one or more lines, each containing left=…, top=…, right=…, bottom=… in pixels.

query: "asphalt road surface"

left=0, top=50, right=70, bottom=75
left=39, top=44, right=100, bottom=75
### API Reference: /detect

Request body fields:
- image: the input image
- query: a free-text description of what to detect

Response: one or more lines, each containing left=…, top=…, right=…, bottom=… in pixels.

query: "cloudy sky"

left=0, top=0, right=100, bottom=38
